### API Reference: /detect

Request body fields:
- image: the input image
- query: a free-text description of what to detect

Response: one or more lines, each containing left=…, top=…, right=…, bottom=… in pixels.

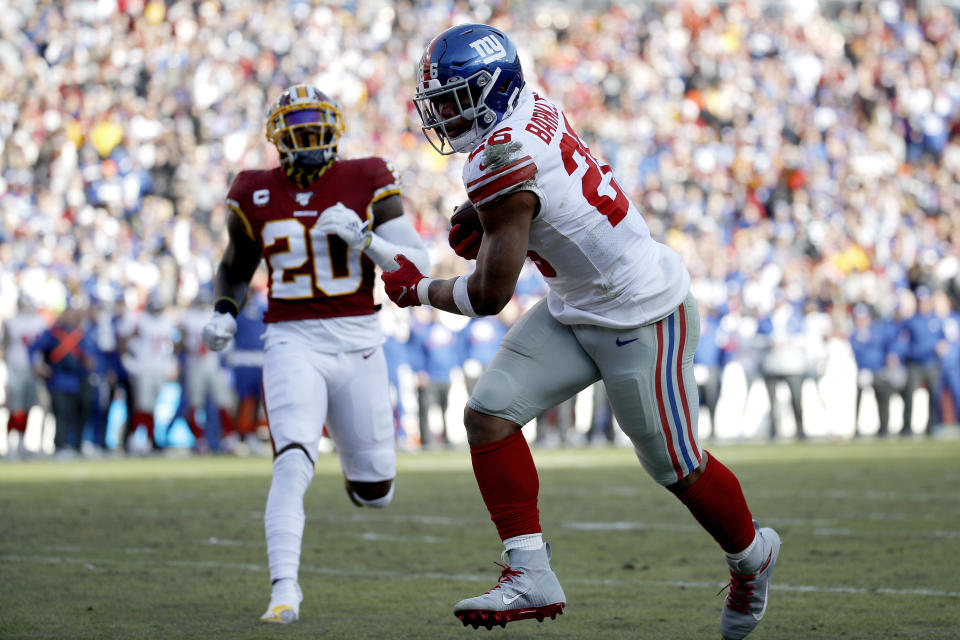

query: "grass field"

left=1, top=438, right=959, bottom=640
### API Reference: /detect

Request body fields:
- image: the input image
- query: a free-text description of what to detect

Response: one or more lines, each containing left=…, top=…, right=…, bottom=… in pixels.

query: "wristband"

left=214, top=296, right=240, bottom=317
left=417, top=278, right=434, bottom=306
left=452, top=273, right=480, bottom=317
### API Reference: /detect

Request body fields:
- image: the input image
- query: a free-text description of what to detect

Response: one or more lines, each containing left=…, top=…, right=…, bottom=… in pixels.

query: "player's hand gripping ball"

left=448, top=200, right=483, bottom=260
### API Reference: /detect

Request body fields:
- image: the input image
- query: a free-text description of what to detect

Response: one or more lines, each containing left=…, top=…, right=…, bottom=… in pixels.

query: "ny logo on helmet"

left=469, top=35, right=506, bottom=64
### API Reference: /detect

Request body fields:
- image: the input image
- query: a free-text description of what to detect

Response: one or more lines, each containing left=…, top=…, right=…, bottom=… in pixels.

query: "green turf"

left=1, top=439, right=958, bottom=639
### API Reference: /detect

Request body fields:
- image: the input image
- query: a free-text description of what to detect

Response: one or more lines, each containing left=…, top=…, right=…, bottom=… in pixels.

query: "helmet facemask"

left=266, top=100, right=344, bottom=169
left=414, top=68, right=504, bottom=155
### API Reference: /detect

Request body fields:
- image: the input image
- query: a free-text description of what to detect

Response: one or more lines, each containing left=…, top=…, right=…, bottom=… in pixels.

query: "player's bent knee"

left=273, top=445, right=316, bottom=483
left=666, top=454, right=709, bottom=495
left=463, top=408, right=519, bottom=446
left=345, top=478, right=394, bottom=508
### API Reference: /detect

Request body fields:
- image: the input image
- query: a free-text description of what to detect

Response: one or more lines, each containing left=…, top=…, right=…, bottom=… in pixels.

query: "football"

left=450, top=199, right=482, bottom=234
left=448, top=199, right=483, bottom=260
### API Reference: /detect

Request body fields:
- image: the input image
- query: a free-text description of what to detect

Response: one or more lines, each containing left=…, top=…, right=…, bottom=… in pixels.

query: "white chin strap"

left=449, top=123, right=484, bottom=153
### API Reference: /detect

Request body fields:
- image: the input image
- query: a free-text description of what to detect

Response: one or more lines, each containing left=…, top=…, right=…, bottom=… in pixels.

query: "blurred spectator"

left=849, top=303, right=896, bottom=437
left=534, top=398, right=577, bottom=448
left=461, top=305, right=513, bottom=396
left=933, top=290, right=960, bottom=425
left=694, top=300, right=731, bottom=438
left=226, top=286, right=269, bottom=455
left=586, top=382, right=615, bottom=446
left=85, top=297, right=118, bottom=455
left=408, top=307, right=467, bottom=449
left=30, top=303, right=97, bottom=458
left=898, top=287, right=944, bottom=436
left=758, top=296, right=808, bottom=440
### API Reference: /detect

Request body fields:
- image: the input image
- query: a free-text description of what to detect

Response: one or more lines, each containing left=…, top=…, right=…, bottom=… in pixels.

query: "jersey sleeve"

left=364, top=157, right=402, bottom=206
left=463, top=134, right=539, bottom=208
left=224, top=171, right=258, bottom=241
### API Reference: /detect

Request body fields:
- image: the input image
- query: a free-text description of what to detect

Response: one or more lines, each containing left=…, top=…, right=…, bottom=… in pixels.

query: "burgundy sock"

left=218, top=408, right=235, bottom=437
left=677, top=453, right=756, bottom=553
left=186, top=409, right=204, bottom=440
left=470, top=431, right=541, bottom=540
left=9, top=410, right=27, bottom=433
left=133, top=412, right=155, bottom=444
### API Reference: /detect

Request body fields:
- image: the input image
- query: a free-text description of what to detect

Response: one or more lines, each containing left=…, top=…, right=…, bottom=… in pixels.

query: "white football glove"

left=202, top=311, right=237, bottom=351
left=315, top=202, right=372, bottom=251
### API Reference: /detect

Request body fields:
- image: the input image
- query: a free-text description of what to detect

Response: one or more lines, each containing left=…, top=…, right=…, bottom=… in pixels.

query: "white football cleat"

left=454, top=543, right=565, bottom=629
left=720, top=522, right=781, bottom=639
left=260, top=580, right=302, bottom=624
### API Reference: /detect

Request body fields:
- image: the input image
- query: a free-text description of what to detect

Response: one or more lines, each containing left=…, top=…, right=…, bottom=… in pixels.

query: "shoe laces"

left=718, top=570, right=757, bottom=615
left=485, top=561, right=524, bottom=594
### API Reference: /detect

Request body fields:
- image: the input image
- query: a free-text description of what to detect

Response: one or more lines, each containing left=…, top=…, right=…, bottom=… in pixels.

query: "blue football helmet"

left=265, top=84, right=344, bottom=168
left=414, top=24, right=526, bottom=155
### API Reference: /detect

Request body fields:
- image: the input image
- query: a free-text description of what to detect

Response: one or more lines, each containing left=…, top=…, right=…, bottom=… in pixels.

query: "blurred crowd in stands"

left=2, top=0, right=960, bottom=458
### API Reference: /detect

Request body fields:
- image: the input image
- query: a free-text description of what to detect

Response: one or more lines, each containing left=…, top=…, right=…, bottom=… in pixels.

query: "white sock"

left=503, top=533, right=544, bottom=552
left=264, top=450, right=314, bottom=584
left=725, top=532, right=761, bottom=572
left=272, top=577, right=298, bottom=596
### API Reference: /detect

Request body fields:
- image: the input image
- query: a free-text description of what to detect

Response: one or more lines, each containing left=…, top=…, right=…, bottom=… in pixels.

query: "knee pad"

left=274, top=446, right=315, bottom=485
left=345, top=479, right=394, bottom=508
left=469, top=370, right=516, bottom=414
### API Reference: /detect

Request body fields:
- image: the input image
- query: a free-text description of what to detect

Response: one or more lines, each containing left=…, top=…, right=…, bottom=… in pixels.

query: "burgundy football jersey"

left=225, top=158, right=400, bottom=323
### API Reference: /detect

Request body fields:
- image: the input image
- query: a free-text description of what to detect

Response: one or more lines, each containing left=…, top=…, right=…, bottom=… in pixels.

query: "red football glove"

left=381, top=255, right=427, bottom=308
left=448, top=224, right=482, bottom=260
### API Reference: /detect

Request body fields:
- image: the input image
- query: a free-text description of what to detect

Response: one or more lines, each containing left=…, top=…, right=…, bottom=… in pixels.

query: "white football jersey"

left=129, top=312, right=177, bottom=374
left=462, top=90, right=690, bottom=328
left=180, top=307, right=218, bottom=364
left=3, top=312, right=47, bottom=369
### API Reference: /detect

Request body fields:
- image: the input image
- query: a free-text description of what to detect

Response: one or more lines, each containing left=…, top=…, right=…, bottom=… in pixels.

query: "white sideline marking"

left=3, top=552, right=958, bottom=598
left=127, top=507, right=960, bottom=535
left=130, top=508, right=470, bottom=527
left=359, top=532, right=443, bottom=544
left=564, top=521, right=697, bottom=532
left=204, top=537, right=262, bottom=547
left=562, top=520, right=960, bottom=539
left=827, top=489, right=960, bottom=503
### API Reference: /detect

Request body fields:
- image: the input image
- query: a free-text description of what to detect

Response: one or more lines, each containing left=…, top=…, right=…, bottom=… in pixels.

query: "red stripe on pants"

left=655, top=318, right=684, bottom=481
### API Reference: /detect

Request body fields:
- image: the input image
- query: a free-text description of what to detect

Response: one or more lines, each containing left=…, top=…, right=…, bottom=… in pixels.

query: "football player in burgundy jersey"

left=383, top=24, right=780, bottom=639
left=202, top=84, right=429, bottom=624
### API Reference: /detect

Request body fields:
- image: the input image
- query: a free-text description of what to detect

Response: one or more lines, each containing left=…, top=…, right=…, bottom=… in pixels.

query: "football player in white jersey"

left=2, top=295, right=48, bottom=457
left=124, top=292, right=178, bottom=452
left=202, top=84, right=429, bottom=624
left=383, top=24, right=781, bottom=640
left=179, top=289, right=235, bottom=454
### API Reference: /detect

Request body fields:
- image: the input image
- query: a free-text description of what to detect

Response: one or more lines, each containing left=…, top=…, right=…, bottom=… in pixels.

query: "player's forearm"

left=366, top=217, right=429, bottom=272
left=423, top=271, right=510, bottom=317
left=213, top=263, right=251, bottom=316
left=365, top=233, right=429, bottom=273
left=421, top=277, right=462, bottom=315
